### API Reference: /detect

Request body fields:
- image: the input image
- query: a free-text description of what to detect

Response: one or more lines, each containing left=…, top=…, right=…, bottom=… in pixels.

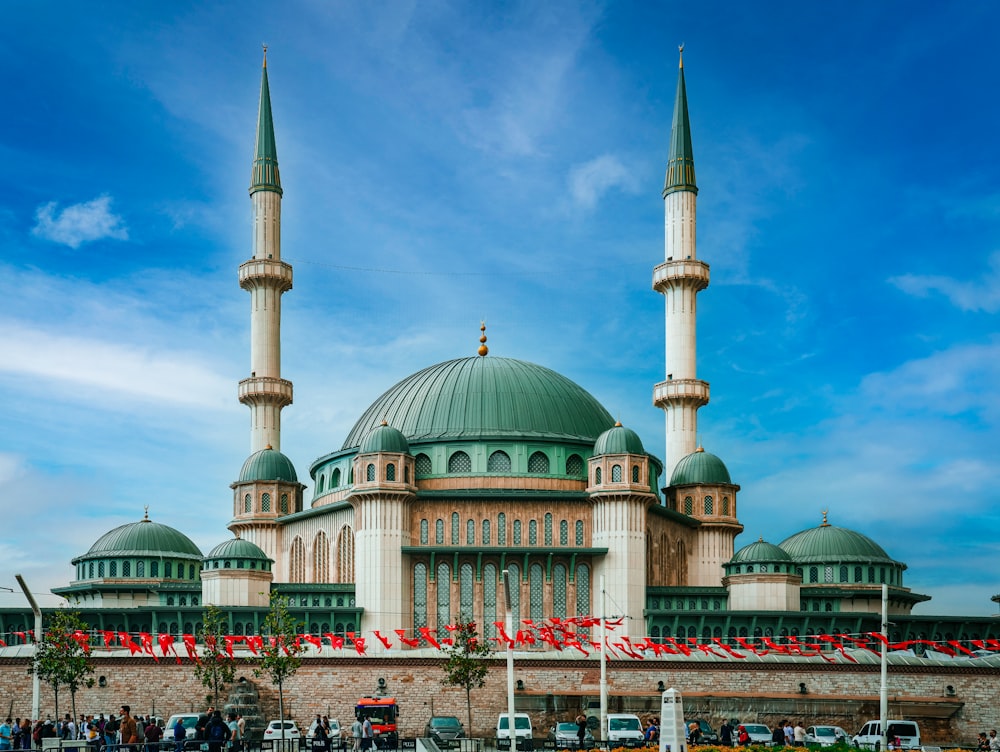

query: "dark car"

left=686, top=720, right=719, bottom=744
left=424, top=717, right=465, bottom=747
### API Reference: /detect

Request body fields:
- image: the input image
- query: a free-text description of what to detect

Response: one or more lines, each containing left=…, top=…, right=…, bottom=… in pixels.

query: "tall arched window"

left=244, top=494, right=251, bottom=513
left=413, top=563, right=428, bottom=630
left=632, top=465, right=640, bottom=483
left=290, top=537, right=306, bottom=583
left=553, top=563, right=567, bottom=619
left=109, top=561, right=117, bottom=577
left=506, top=563, right=520, bottom=623
left=595, top=467, right=602, bottom=485
left=448, top=451, right=471, bottom=473
left=809, top=566, right=819, bottom=583
left=704, top=496, right=713, bottom=515
left=497, top=513, right=506, bottom=545
left=332, top=468, right=341, bottom=487
left=460, top=563, right=474, bottom=621
left=487, top=451, right=511, bottom=472
left=529, top=563, right=544, bottom=622
left=528, top=451, right=550, bottom=473
left=483, top=563, right=497, bottom=639
left=566, top=454, right=583, bottom=475
left=313, top=530, right=330, bottom=582
left=722, top=497, right=730, bottom=515
left=528, top=520, right=538, bottom=545
left=336, top=526, right=355, bottom=583
left=280, top=493, right=289, bottom=513
left=317, top=475, right=325, bottom=494
left=366, top=463, right=375, bottom=482
left=513, top=520, right=522, bottom=545
left=262, top=493, right=271, bottom=512
left=420, top=519, right=429, bottom=545
left=150, top=561, right=158, bottom=577
left=136, top=561, right=145, bottom=577
left=611, top=464, right=622, bottom=482
left=451, top=512, right=459, bottom=544
left=467, top=519, right=475, bottom=544
left=436, top=519, right=444, bottom=544
left=575, top=520, right=584, bottom=546
left=436, top=562, right=451, bottom=634
left=122, top=561, right=131, bottom=577
left=415, top=454, right=432, bottom=475
left=482, top=519, right=491, bottom=545
left=684, top=496, right=693, bottom=515
left=560, top=520, right=568, bottom=546
left=386, top=463, right=396, bottom=481
left=544, top=513, right=553, bottom=546
left=576, top=564, right=590, bottom=632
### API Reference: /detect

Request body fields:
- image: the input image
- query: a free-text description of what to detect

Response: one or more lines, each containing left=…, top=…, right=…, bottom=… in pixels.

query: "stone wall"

left=0, top=656, right=995, bottom=746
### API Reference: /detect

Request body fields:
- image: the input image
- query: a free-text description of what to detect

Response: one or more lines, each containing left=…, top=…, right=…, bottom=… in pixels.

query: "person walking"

left=226, top=712, right=241, bottom=752
left=1, top=718, right=14, bottom=752
left=172, top=719, right=187, bottom=752
left=361, top=719, right=373, bottom=751
left=205, top=712, right=229, bottom=752
left=351, top=718, right=363, bottom=752
left=576, top=716, right=587, bottom=749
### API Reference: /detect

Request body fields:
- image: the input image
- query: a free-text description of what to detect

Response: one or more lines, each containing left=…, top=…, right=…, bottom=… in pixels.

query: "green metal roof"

left=205, top=537, right=271, bottom=561
left=593, top=422, right=645, bottom=455
left=250, top=53, right=282, bottom=196
left=779, top=522, right=897, bottom=564
left=77, top=515, right=202, bottom=560
left=239, top=447, right=298, bottom=482
left=359, top=422, right=410, bottom=454
left=341, top=356, right=615, bottom=449
left=663, top=50, right=697, bottom=197
left=730, top=539, right=792, bottom=564
left=669, top=448, right=731, bottom=485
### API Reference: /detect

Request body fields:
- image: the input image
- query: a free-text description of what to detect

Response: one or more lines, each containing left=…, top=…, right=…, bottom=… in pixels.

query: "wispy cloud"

left=567, top=154, right=636, bottom=209
left=31, top=195, right=129, bottom=249
left=890, top=252, right=1000, bottom=312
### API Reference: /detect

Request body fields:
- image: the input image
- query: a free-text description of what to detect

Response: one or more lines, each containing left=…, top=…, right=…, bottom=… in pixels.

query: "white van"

left=606, top=714, right=644, bottom=745
left=852, top=720, right=921, bottom=750
left=497, top=713, right=533, bottom=742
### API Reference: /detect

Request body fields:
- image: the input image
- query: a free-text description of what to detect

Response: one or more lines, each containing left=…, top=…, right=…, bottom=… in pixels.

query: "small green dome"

left=670, top=448, right=732, bottom=485
left=83, top=514, right=202, bottom=559
left=359, top=422, right=410, bottom=454
left=239, top=446, right=298, bottom=482
left=205, top=537, right=271, bottom=563
left=593, top=422, right=645, bottom=455
left=731, top=539, right=792, bottom=564
left=779, top=520, right=894, bottom=563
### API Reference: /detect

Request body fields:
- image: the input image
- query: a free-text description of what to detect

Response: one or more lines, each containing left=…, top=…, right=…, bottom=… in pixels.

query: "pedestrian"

left=771, top=724, right=785, bottom=747
left=738, top=726, right=750, bottom=747
left=119, top=707, right=138, bottom=752
left=575, top=715, right=588, bottom=749
left=226, top=712, right=241, bottom=752
left=644, top=719, right=659, bottom=745
left=205, top=712, right=229, bottom=752
left=1, top=718, right=13, bottom=752
left=793, top=723, right=805, bottom=747
left=351, top=718, right=362, bottom=752
left=144, top=717, right=162, bottom=752
left=720, top=720, right=733, bottom=748
left=313, top=724, right=329, bottom=752
left=236, top=717, right=245, bottom=743
left=989, top=730, right=1000, bottom=752
left=978, top=734, right=990, bottom=752
left=361, top=718, right=373, bottom=751
left=172, top=719, right=187, bottom=752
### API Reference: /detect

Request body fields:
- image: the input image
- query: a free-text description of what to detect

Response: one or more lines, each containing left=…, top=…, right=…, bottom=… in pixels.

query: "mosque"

left=4, top=52, right=996, bottom=653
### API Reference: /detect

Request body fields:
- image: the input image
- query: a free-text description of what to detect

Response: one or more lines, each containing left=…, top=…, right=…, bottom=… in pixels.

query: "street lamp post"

left=502, top=569, right=516, bottom=751
left=15, top=574, right=42, bottom=722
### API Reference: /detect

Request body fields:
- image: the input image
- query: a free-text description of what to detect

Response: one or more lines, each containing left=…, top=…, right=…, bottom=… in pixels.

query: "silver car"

left=805, top=726, right=848, bottom=746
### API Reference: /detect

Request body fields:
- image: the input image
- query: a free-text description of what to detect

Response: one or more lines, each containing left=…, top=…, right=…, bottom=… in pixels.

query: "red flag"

left=393, top=630, right=420, bottom=648
left=245, top=636, right=263, bottom=655
left=302, top=634, right=323, bottom=651
left=139, top=633, right=158, bottom=662
left=182, top=634, right=200, bottom=663
left=101, top=630, right=115, bottom=649
left=372, top=631, right=393, bottom=650
left=418, top=627, right=441, bottom=649
left=353, top=637, right=367, bottom=655
left=71, top=630, right=91, bottom=654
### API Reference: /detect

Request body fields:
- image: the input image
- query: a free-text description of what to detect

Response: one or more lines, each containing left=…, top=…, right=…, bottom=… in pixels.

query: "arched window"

left=163, top=561, right=171, bottom=578
left=529, top=563, right=544, bottom=622
left=136, top=561, right=145, bottom=577
left=150, top=561, right=158, bottom=577
left=466, top=519, right=475, bottom=545
left=809, top=566, right=819, bottom=584
left=544, top=513, right=553, bottom=546
left=314, top=530, right=330, bottom=582
left=122, top=561, right=131, bottom=577
left=109, top=561, right=117, bottom=577
left=244, top=494, right=251, bottom=513
left=704, top=496, right=713, bottom=515
left=566, top=454, right=584, bottom=476
left=336, top=526, right=355, bottom=583
left=435, top=519, right=444, bottom=544
left=611, top=464, right=622, bottom=482
left=595, top=466, right=602, bottom=485
left=262, top=493, right=271, bottom=512
left=317, top=475, right=325, bottom=494
left=448, top=451, right=471, bottom=473
left=576, top=564, right=590, bottom=629
left=497, top=513, right=506, bottom=545
left=290, top=538, right=306, bottom=583
left=513, top=520, right=522, bottom=545
left=553, top=563, right=567, bottom=619
left=415, top=454, right=432, bottom=476
left=684, top=496, right=693, bottom=515
left=575, top=520, right=584, bottom=546
left=722, top=497, right=730, bottom=515
left=868, top=566, right=876, bottom=583
left=487, top=450, right=511, bottom=472
left=483, top=564, right=497, bottom=639
left=506, top=563, right=520, bottom=623
left=560, top=520, right=568, bottom=546
left=460, top=563, right=474, bottom=621
left=528, top=451, right=550, bottom=473
left=280, top=493, right=289, bottom=513
left=332, top=468, right=341, bottom=487
left=413, top=563, right=428, bottom=630
left=482, top=519, right=491, bottom=545
left=632, top=465, right=640, bottom=483
left=366, top=463, right=375, bottom=482
left=451, top=512, right=459, bottom=544
left=529, top=519, right=538, bottom=545
left=420, top=519, right=429, bottom=545
left=436, top=562, right=451, bottom=634
left=386, top=463, right=396, bottom=481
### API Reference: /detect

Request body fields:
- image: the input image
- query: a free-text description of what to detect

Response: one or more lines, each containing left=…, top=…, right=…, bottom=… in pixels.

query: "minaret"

left=238, top=47, right=293, bottom=453
left=652, top=47, right=710, bottom=477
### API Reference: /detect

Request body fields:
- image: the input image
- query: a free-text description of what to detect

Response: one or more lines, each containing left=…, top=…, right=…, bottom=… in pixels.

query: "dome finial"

left=380, top=419, right=388, bottom=426
left=477, top=320, right=489, bottom=357
left=262, top=44, right=268, bottom=68
left=143, top=505, right=150, bottom=521
left=821, top=509, right=829, bottom=526
left=678, top=43, right=684, bottom=69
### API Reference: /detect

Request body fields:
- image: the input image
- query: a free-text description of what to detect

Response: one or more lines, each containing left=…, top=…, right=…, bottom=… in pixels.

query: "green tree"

left=441, top=621, right=492, bottom=737
left=30, top=610, right=94, bottom=726
left=194, top=605, right=238, bottom=707
left=252, top=596, right=305, bottom=737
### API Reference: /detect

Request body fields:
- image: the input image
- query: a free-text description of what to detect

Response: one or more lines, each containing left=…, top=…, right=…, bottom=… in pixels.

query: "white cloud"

left=890, top=252, right=1000, bottom=312
left=567, top=154, right=636, bottom=209
left=32, top=195, right=129, bottom=249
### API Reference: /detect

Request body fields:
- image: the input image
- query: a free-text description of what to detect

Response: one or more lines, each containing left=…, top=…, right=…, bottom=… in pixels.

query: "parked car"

left=549, top=722, right=594, bottom=747
left=606, top=715, right=644, bottom=747
left=740, top=724, right=774, bottom=745
left=805, top=726, right=848, bottom=746
left=424, top=717, right=465, bottom=747
left=497, top=714, right=533, bottom=742
left=165, top=714, right=202, bottom=741
left=853, top=720, right=920, bottom=751
left=686, top=720, right=719, bottom=744
left=264, top=720, right=301, bottom=741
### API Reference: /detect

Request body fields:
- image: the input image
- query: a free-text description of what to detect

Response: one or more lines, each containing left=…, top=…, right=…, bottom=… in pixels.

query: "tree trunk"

left=465, top=687, right=473, bottom=739
left=53, top=685, right=60, bottom=728
left=71, top=690, right=78, bottom=738
left=278, top=680, right=285, bottom=742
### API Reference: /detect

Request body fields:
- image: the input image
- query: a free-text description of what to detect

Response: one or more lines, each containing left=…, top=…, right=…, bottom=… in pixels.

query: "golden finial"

left=758, top=536, right=764, bottom=543
left=380, top=419, right=388, bottom=427
left=695, top=445, right=704, bottom=453
left=821, top=509, right=829, bottom=526
left=614, top=420, right=623, bottom=427
left=143, top=505, right=150, bottom=521
left=262, top=44, right=268, bottom=68
left=477, top=321, right=489, bottom=357
left=678, top=43, right=684, bottom=69
left=265, top=443, right=273, bottom=450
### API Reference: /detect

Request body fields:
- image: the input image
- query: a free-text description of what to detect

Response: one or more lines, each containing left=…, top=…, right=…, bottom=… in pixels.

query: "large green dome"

left=82, top=515, right=202, bottom=559
left=342, top=356, right=615, bottom=448
left=239, top=446, right=298, bottom=482
left=779, top=523, right=895, bottom=563
left=670, top=448, right=732, bottom=485
left=359, top=422, right=410, bottom=454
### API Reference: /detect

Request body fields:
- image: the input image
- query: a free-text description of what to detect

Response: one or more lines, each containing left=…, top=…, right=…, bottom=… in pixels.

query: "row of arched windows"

left=419, top=513, right=586, bottom=547
left=593, top=464, right=641, bottom=485
left=77, top=559, right=199, bottom=582
left=681, top=495, right=731, bottom=516
left=727, top=563, right=899, bottom=585
left=288, top=526, right=355, bottom=584
left=413, top=561, right=591, bottom=637
left=241, top=492, right=290, bottom=514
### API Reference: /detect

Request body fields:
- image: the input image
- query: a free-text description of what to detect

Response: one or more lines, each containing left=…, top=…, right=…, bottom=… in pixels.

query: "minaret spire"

left=652, top=49, right=710, bottom=477
left=238, top=51, right=293, bottom=452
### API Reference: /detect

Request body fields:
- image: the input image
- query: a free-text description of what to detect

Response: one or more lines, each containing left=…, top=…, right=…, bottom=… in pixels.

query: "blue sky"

left=1, top=1, right=998, bottom=616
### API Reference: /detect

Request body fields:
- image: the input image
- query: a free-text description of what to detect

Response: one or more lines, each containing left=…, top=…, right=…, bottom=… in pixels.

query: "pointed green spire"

left=250, top=47, right=282, bottom=197
left=663, top=47, right=697, bottom=197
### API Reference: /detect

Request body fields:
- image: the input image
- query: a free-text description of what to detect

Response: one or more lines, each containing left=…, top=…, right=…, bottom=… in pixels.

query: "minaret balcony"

left=653, top=378, right=709, bottom=408
left=239, top=259, right=293, bottom=292
left=239, top=376, right=294, bottom=407
left=652, top=259, right=710, bottom=292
